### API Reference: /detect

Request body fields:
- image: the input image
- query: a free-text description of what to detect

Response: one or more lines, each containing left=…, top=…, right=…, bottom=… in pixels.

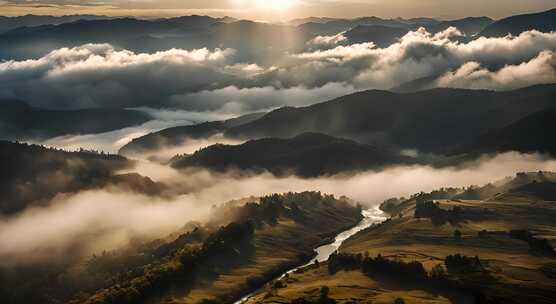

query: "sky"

left=0, top=0, right=555, bottom=21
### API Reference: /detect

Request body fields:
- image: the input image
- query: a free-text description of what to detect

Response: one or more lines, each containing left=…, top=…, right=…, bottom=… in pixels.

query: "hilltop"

left=170, top=133, right=412, bottom=177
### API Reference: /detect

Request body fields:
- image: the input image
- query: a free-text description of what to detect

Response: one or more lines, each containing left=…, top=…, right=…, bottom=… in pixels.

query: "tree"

left=320, top=286, right=330, bottom=299
left=454, top=229, right=462, bottom=242
left=445, top=254, right=483, bottom=274
left=430, top=264, right=446, bottom=280
left=318, top=286, right=336, bottom=304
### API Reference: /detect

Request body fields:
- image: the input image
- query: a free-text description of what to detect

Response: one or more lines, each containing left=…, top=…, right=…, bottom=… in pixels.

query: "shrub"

left=454, top=230, right=462, bottom=241
left=394, top=298, right=406, bottom=304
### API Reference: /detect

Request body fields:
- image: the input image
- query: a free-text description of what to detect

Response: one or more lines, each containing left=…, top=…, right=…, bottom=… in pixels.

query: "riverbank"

left=235, top=206, right=387, bottom=304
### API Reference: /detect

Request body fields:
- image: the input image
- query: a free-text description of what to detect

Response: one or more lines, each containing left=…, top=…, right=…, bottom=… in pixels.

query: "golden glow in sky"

left=0, top=0, right=555, bottom=20
left=228, top=0, right=299, bottom=21
left=257, top=0, right=297, bottom=11
left=232, top=0, right=298, bottom=12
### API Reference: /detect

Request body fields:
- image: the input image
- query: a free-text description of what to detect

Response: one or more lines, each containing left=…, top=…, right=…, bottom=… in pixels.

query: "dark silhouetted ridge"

left=480, top=8, right=556, bottom=37
left=171, top=132, right=411, bottom=177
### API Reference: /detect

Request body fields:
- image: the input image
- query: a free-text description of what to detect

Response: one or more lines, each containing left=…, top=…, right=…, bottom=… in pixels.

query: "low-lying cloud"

left=436, top=50, right=556, bottom=90
left=1, top=28, right=555, bottom=113
left=307, top=32, right=348, bottom=48
left=168, top=82, right=357, bottom=114
left=40, top=108, right=235, bottom=154
left=2, top=151, right=556, bottom=265
left=0, top=190, right=212, bottom=264
left=283, top=28, right=556, bottom=89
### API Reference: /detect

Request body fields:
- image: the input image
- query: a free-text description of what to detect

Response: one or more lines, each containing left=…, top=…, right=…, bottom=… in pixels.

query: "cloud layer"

left=2, top=151, right=556, bottom=264
left=284, top=28, right=556, bottom=89
left=0, top=28, right=555, bottom=113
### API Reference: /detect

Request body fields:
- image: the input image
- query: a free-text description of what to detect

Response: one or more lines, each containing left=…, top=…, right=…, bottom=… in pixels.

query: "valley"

left=244, top=173, right=556, bottom=303
left=1, top=3, right=556, bottom=304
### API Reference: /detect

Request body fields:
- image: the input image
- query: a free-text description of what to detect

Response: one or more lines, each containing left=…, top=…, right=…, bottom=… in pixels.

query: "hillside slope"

left=0, top=192, right=364, bottom=304
left=119, top=112, right=264, bottom=158
left=170, top=133, right=412, bottom=177
left=0, top=141, right=166, bottom=214
left=225, top=85, right=556, bottom=154
left=480, top=8, right=556, bottom=37
left=455, top=108, right=556, bottom=156
left=0, top=100, right=151, bottom=140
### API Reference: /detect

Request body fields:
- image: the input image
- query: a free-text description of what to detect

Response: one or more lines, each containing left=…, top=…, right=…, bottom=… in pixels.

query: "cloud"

left=0, top=44, right=239, bottom=109
left=36, top=107, right=235, bottom=153
left=436, top=50, right=556, bottom=90
left=0, top=189, right=212, bottom=264
left=307, top=32, right=348, bottom=48
left=122, top=133, right=246, bottom=162
left=2, top=151, right=556, bottom=264
left=282, top=28, right=556, bottom=89
left=0, top=29, right=555, bottom=113
left=168, top=82, right=357, bottom=114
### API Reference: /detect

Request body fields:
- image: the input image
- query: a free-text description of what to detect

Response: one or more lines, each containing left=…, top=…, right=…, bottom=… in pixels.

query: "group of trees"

left=509, top=230, right=555, bottom=256
left=215, top=191, right=357, bottom=228
left=328, top=252, right=429, bottom=282
left=414, top=201, right=463, bottom=225
left=410, top=188, right=464, bottom=203
left=445, top=254, right=483, bottom=274
left=81, top=221, right=256, bottom=304
left=380, top=188, right=464, bottom=215
left=326, top=252, right=497, bottom=303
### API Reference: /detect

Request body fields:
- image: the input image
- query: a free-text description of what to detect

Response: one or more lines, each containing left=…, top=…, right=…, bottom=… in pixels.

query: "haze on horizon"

left=0, top=0, right=555, bottom=21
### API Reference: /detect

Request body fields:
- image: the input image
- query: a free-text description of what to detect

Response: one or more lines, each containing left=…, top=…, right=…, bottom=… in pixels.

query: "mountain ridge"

left=480, top=8, right=556, bottom=37
left=0, top=99, right=152, bottom=140
left=170, top=132, right=412, bottom=177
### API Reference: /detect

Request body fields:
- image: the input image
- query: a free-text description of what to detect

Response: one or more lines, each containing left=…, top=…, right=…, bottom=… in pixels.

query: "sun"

left=257, top=0, right=296, bottom=11
left=254, top=0, right=297, bottom=11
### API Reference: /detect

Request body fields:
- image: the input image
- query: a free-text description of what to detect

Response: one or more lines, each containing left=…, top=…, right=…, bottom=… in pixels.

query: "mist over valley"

left=1, top=3, right=556, bottom=304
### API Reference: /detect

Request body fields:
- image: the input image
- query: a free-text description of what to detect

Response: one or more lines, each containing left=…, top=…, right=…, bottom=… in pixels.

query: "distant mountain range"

left=343, top=25, right=409, bottom=47
left=0, top=99, right=151, bottom=140
left=480, top=8, right=556, bottom=37
left=298, top=16, right=492, bottom=37
left=223, top=85, right=556, bottom=154
left=0, top=16, right=307, bottom=63
left=0, top=14, right=113, bottom=34
left=170, top=132, right=412, bottom=177
left=1, top=8, right=555, bottom=62
left=121, top=84, right=556, bottom=176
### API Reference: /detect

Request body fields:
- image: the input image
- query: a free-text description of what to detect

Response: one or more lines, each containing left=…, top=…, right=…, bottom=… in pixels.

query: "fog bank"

left=1, top=152, right=555, bottom=265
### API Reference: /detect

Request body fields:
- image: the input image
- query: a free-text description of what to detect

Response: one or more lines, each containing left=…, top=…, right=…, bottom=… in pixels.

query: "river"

left=234, top=206, right=387, bottom=304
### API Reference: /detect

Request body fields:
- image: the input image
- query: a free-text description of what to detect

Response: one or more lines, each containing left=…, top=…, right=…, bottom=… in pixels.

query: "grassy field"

left=244, top=262, right=454, bottom=304
left=243, top=188, right=556, bottom=304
